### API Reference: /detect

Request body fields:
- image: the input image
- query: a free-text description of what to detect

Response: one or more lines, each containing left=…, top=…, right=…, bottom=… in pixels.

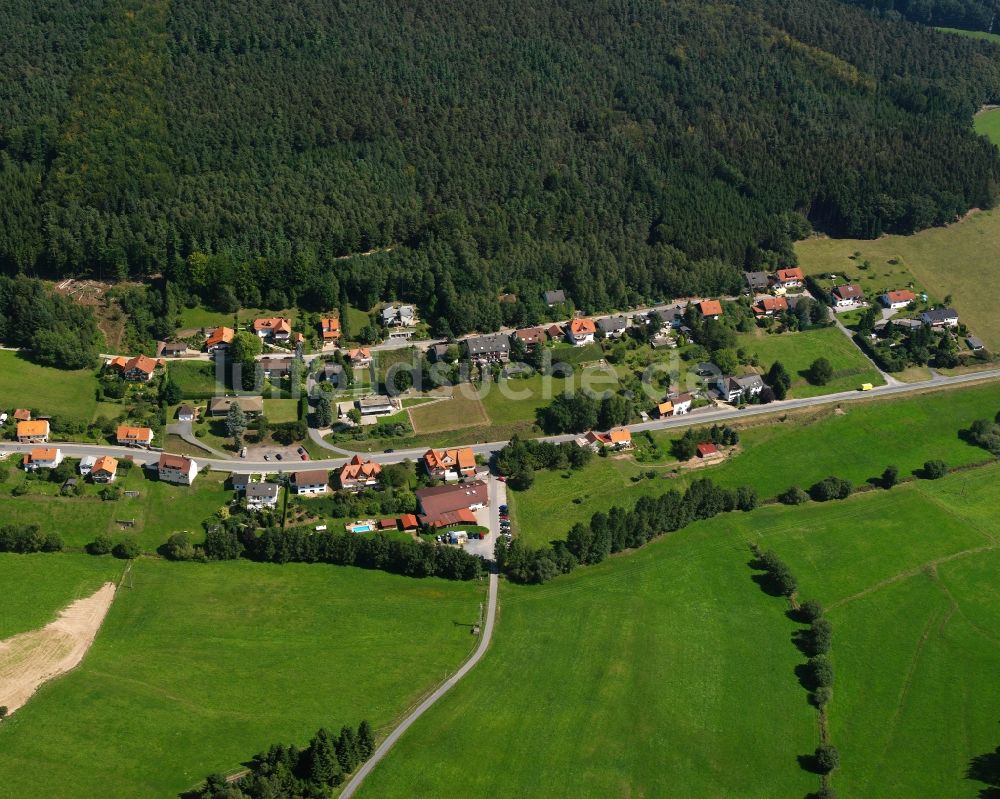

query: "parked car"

left=240, top=447, right=247, bottom=459
left=300, top=453, right=309, bottom=461
left=499, top=504, right=508, bottom=513
left=275, top=453, right=283, bottom=461
left=296, top=447, right=306, bottom=455
left=263, top=454, right=271, bottom=461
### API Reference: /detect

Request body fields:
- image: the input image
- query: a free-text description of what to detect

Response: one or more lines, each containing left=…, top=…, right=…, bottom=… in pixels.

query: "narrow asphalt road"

left=339, top=561, right=500, bottom=797
left=3, top=368, right=999, bottom=473
left=164, top=421, right=229, bottom=458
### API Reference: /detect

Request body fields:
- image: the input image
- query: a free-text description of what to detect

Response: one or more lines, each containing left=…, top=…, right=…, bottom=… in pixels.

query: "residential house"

left=567, top=318, right=597, bottom=345
left=246, top=481, right=280, bottom=509
left=744, top=271, right=771, bottom=294
left=90, top=456, right=118, bottom=483
left=399, top=514, right=419, bottom=531
left=339, top=455, right=382, bottom=491
left=116, top=425, right=154, bottom=448
left=252, top=317, right=292, bottom=341
left=671, top=393, right=693, bottom=414
left=967, top=336, right=986, bottom=352
left=920, top=308, right=959, bottom=328
left=377, top=518, right=399, bottom=531
left=892, top=318, right=923, bottom=332
left=657, top=400, right=674, bottom=418
left=752, top=296, right=788, bottom=317
left=423, top=447, right=477, bottom=480
left=347, top=348, right=372, bottom=367
left=881, top=290, right=916, bottom=309
left=545, top=324, right=565, bottom=340
left=177, top=405, right=198, bottom=422
left=23, top=447, right=62, bottom=470
left=415, top=481, right=489, bottom=527
left=157, top=453, right=198, bottom=485
left=381, top=305, right=416, bottom=327
left=697, top=300, right=723, bottom=321
left=464, top=332, right=511, bottom=362
left=544, top=289, right=566, bottom=306
left=13, top=408, right=31, bottom=422
left=359, top=396, right=394, bottom=416
left=831, top=284, right=864, bottom=307
left=230, top=472, right=252, bottom=492
left=259, top=357, right=294, bottom=380
left=656, top=307, right=685, bottom=329
left=321, top=363, right=345, bottom=386
left=79, top=455, right=96, bottom=475
left=597, top=316, right=628, bottom=339
left=735, top=374, right=765, bottom=398
left=207, top=396, right=264, bottom=417
left=772, top=268, right=805, bottom=289
left=715, top=376, right=744, bottom=403
left=205, top=326, right=235, bottom=353
left=120, top=355, right=158, bottom=382
left=512, top=327, right=546, bottom=350
left=16, top=420, right=49, bottom=443
left=320, top=317, right=341, bottom=343
left=157, top=341, right=189, bottom=357
left=429, top=343, right=450, bottom=363
left=579, top=428, right=633, bottom=451
left=290, top=469, right=330, bottom=495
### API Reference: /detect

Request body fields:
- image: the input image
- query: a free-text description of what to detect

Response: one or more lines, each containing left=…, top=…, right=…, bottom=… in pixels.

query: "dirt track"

left=0, top=582, right=116, bottom=715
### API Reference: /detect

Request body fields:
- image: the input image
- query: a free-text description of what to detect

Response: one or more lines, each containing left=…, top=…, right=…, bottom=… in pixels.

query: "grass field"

left=361, top=466, right=1000, bottom=799
left=0, top=466, right=232, bottom=550
left=936, top=26, right=1000, bottom=45
left=0, top=558, right=483, bottom=799
left=408, top=387, right=489, bottom=434
left=356, top=515, right=817, bottom=798
left=263, top=398, right=299, bottom=423
left=756, top=466, right=1000, bottom=798
left=975, top=107, right=1000, bottom=145
left=735, top=326, right=885, bottom=396
left=0, top=351, right=98, bottom=422
left=344, top=304, right=371, bottom=337
left=168, top=360, right=224, bottom=397
left=510, top=381, right=1000, bottom=546
left=0, top=554, right=122, bottom=639
left=796, top=208, right=1000, bottom=349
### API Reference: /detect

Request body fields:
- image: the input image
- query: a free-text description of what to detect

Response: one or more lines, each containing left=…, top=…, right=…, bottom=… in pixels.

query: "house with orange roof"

left=205, top=326, right=235, bottom=353
left=772, top=268, right=805, bottom=289
left=423, top=447, right=477, bottom=481
left=578, top=428, right=633, bottom=451
left=158, top=453, right=198, bottom=485
left=567, top=318, right=597, bottom=345
left=347, top=348, right=373, bottom=367
left=697, top=300, right=723, bottom=320
left=16, top=420, right=49, bottom=443
left=252, top=317, right=292, bottom=341
left=338, top=455, right=383, bottom=491
left=91, top=456, right=118, bottom=483
left=752, top=296, right=788, bottom=317
left=123, top=355, right=158, bottom=382
left=13, top=409, right=31, bottom=422
left=23, top=447, right=62, bottom=470
left=881, top=289, right=917, bottom=310
left=116, top=425, right=154, bottom=448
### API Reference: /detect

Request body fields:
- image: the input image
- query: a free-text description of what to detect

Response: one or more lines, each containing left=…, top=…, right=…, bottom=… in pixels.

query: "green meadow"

left=0, top=350, right=98, bottom=422
left=0, top=558, right=484, bottom=799
left=510, top=381, right=1000, bottom=547
left=0, top=553, right=122, bottom=638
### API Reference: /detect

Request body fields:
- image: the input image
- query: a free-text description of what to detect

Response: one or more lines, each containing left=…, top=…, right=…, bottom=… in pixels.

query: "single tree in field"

left=807, top=357, right=834, bottom=386
left=813, top=744, right=840, bottom=774
left=766, top=361, right=792, bottom=399
left=881, top=464, right=899, bottom=489
left=226, top=402, right=247, bottom=446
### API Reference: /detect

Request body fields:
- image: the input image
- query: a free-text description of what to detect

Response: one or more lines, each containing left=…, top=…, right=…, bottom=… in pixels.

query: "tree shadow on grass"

left=747, top=557, right=785, bottom=597
left=968, top=741, right=1000, bottom=798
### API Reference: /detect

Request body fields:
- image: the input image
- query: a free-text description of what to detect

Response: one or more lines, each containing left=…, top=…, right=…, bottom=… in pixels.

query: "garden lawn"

left=796, top=208, right=1000, bottom=349
left=408, top=386, right=488, bottom=434
left=734, top=326, right=884, bottom=396
left=0, top=467, right=232, bottom=551
left=0, top=553, right=122, bottom=638
left=343, top=304, right=371, bottom=337
left=168, top=360, right=224, bottom=398
left=0, top=557, right=483, bottom=799
left=509, top=381, right=1000, bottom=546
left=263, top=398, right=299, bottom=423
left=0, top=351, right=98, bottom=422
left=755, top=467, right=1000, bottom=799
left=356, top=518, right=817, bottom=799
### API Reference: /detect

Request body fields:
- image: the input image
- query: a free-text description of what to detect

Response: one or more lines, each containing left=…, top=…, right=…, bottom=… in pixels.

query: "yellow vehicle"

left=860, top=382, right=874, bottom=391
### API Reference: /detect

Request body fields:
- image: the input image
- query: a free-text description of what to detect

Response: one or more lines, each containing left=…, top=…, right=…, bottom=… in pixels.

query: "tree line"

left=191, top=721, right=375, bottom=799
left=496, top=478, right=758, bottom=584
left=2, top=0, right=1000, bottom=337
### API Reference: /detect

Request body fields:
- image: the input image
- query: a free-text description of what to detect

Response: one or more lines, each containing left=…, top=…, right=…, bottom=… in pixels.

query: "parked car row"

left=499, top=504, right=512, bottom=539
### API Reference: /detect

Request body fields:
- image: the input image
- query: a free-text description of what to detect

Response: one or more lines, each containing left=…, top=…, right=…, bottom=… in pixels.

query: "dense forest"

left=2, top=0, right=1000, bottom=335
left=837, top=0, right=1000, bottom=33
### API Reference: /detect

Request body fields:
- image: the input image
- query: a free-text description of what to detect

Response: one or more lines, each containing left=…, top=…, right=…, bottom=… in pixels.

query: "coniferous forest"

left=2, top=0, right=1000, bottom=334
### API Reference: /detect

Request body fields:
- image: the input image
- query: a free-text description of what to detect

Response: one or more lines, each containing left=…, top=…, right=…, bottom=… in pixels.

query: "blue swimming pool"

left=352, top=524, right=372, bottom=533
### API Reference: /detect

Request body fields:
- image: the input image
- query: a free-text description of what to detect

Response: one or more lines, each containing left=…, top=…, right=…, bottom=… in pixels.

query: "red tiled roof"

left=124, top=354, right=157, bottom=375
left=399, top=514, right=419, bottom=530
left=832, top=284, right=863, bottom=301
left=92, top=456, right=118, bottom=476
left=776, top=268, right=804, bottom=282
left=698, top=300, right=723, bottom=317
left=340, top=456, right=382, bottom=482
left=885, top=289, right=916, bottom=304
left=696, top=442, right=718, bottom=457
left=424, top=447, right=475, bottom=472
left=569, top=318, right=596, bottom=335
left=291, top=469, right=329, bottom=485
left=253, top=317, right=292, bottom=335
left=158, top=453, right=193, bottom=470
left=205, top=327, right=234, bottom=347
left=17, top=420, right=49, bottom=437
left=321, top=317, right=341, bottom=339
left=13, top=409, right=31, bottom=421
left=753, top=296, right=788, bottom=315
left=116, top=425, right=153, bottom=443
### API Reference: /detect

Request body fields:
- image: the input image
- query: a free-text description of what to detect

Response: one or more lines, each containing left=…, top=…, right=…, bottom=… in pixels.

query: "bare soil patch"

left=0, top=582, right=116, bottom=715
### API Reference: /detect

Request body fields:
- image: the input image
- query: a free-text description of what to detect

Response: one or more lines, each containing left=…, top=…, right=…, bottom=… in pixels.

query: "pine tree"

left=357, top=720, right=375, bottom=760
left=306, top=727, right=342, bottom=786
left=226, top=402, right=247, bottom=445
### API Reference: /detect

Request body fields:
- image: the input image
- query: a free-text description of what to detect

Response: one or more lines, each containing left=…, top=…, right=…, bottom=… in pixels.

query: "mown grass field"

left=510, top=381, right=1000, bottom=547
left=974, top=107, right=1000, bottom=145
left=936, top=26, right=1000, bottom=45
left=735, top=326, right=885, bottom=396
left=0, top=554, right=122, bottom=639
left=168, top=360, right=224, bottom=397
left=757, top=466, right=1000, bottom=798
left=0, top=466, right=232, bottom=551
left=796, top=208, right=1000, bottom=349
left=357, top=515, right=817, bottom=799
left=408, top=387, right=489, bottom=434
left=0, top=350, right=98, bottom=422
left=262, top=398, right=299, bottom=423
left=0, top=558, right=484, bottom=799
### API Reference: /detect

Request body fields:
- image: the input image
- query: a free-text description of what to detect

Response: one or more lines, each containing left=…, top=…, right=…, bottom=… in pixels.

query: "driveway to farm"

left=2, top=368, right=1000, bottom=473
left=338, top=566, right=499, bottom=798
